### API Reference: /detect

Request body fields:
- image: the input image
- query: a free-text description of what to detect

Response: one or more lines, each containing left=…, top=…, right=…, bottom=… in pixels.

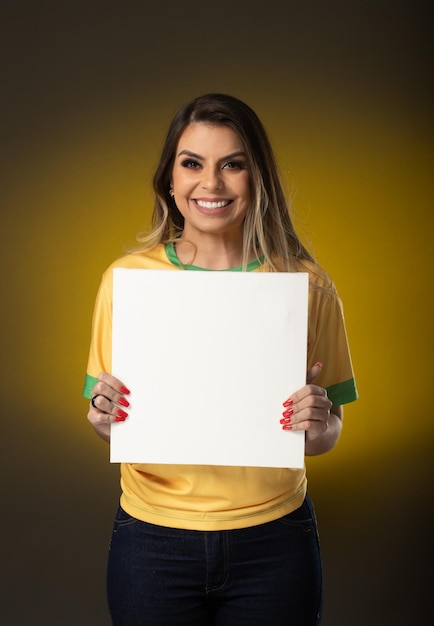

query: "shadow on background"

left=1, top=1, right=432, bottom=624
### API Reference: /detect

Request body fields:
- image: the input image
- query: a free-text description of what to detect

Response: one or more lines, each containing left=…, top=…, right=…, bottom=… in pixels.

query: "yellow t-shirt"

left=83, top=243, right=358, bottom=530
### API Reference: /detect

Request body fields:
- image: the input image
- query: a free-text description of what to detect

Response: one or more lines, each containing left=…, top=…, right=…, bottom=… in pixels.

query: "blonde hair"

left=136, top=93, right=316, bottom=272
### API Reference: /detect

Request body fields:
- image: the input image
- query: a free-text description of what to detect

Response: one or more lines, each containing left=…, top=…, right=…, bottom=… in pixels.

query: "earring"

left=169, top=188, right=175, bottom=197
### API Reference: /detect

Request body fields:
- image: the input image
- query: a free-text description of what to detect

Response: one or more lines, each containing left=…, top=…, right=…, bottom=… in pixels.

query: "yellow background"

left=2, top=2, right=432, bottom=624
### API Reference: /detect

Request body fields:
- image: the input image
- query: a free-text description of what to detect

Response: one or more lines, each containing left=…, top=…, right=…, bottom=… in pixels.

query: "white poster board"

left=111, top=269, right=308, bottom=468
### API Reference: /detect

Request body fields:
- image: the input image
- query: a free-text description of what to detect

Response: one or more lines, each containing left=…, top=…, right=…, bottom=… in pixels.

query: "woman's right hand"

left=87, top=372, right=131, bottom=442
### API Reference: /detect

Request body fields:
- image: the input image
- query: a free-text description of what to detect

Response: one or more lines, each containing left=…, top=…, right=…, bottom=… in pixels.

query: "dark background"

left=1, top=1, right=432, bottom=624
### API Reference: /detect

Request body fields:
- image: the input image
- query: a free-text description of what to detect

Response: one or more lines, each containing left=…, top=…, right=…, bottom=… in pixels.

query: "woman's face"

left=171, top=123, right=250, bottom=242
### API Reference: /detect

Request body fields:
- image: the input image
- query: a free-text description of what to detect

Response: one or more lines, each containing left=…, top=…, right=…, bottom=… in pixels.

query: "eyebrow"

left=177, top=149, right=246, bottom=161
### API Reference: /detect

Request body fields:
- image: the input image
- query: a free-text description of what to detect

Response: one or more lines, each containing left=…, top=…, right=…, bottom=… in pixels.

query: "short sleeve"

left=307, top=277, right=358, bottom=406
left=82, top=271, right=113, bottom=399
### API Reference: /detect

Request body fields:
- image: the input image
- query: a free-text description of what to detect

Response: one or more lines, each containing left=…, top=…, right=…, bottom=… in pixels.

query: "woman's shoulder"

left=102, top=243, right=176, bottom=274
left=287, top=258, right=335, bottom=293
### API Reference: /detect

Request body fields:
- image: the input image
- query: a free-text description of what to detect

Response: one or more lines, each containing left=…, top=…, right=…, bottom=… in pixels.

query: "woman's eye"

left=181, top=159, right=201, bottom=169
left=223, top=160, right=246, bottom=170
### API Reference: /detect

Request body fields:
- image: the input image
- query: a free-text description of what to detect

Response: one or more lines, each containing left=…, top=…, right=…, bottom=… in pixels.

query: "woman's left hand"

left=280, top=362, right=343, bottom=455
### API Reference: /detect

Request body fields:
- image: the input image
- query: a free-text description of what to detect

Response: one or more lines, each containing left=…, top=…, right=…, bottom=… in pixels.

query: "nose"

left=201, top=165, right=223, bottom=191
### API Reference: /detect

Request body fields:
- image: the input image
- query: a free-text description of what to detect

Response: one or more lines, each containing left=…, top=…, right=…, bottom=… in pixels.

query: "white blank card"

left=111, top=269, right=308, bottom=468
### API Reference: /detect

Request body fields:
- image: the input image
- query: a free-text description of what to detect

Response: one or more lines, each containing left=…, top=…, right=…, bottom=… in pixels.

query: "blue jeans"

left=106, top=494, right=323, bottom=625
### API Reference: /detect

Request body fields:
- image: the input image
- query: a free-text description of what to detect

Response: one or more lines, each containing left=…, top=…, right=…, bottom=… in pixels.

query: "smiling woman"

left=140, top=92, right=316, bottom=273
left=171, top=123, right=251, bottom=267
left=83, top=93, right=358, bottom=626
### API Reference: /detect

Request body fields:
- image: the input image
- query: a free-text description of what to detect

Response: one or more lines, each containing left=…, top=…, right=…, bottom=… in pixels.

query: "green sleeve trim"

left=325, top=378, right=358, bottom=406
left=83, top=374, right=99, bottom=399
left=84, top=373, right=358, bottom=405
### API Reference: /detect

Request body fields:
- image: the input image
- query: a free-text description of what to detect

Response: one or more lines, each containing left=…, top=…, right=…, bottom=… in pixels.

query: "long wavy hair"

left=136, top=93, right=316, bottom=272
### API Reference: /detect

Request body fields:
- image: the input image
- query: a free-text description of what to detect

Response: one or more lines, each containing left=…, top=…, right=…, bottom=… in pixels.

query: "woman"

left=84, top=93, right=358, bottom=625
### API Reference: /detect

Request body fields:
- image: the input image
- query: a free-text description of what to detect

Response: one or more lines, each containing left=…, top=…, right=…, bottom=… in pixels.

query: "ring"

left=91, top=395, right=100, bottom=408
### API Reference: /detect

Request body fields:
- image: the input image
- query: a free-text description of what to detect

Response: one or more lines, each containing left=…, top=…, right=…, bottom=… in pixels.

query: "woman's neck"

left=175, top=234, right=245, bottom=270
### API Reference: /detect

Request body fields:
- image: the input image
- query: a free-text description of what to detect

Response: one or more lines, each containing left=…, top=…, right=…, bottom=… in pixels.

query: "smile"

left=195, top=199, right=231, bottom=209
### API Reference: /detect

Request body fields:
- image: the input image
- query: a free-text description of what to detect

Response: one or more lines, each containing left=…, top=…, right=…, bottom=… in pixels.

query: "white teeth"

left=196, top=200, right=230, bottom=209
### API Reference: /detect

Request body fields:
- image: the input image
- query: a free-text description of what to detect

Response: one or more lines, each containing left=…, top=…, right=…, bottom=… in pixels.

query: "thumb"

left=307, top=361, right=323, bottom=385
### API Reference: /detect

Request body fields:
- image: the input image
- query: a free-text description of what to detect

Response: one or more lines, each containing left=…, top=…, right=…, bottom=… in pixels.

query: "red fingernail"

left=118, top=397, right=130, bottom=408
left=282, top=408, right=293, bottom=417
left=282, top=424, right=293, bottom=431
left=114, top=416, right=127, bottom=422
left=280, top=417, right=292, bottom=424
left=120, top=386, right=131, bottom=395
left=283, top=399, right=293, bottom=407
left=116, top=409, right=128, bottom=419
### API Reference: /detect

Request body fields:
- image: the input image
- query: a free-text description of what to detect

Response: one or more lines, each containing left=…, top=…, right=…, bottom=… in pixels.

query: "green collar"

left=165, top=242, right=264, bottom=272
